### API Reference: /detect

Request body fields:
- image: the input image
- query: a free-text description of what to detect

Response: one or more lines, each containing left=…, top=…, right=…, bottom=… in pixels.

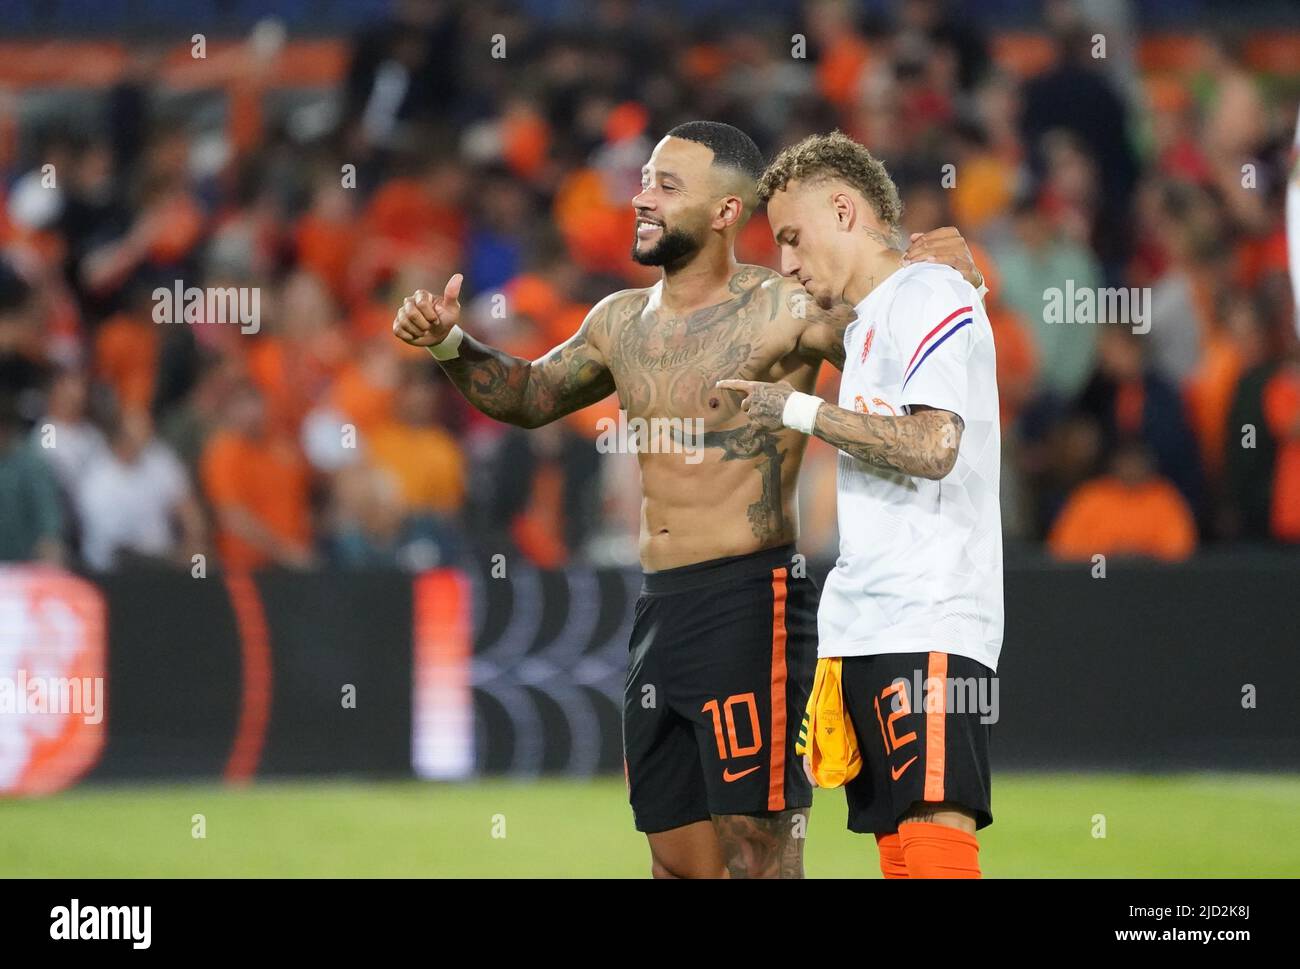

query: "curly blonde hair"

left=757, top=130, right=902, bottom=231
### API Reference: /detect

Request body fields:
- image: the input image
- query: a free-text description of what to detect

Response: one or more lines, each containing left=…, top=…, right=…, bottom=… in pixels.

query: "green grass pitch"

left=3, top=773, right=1297, bottom=877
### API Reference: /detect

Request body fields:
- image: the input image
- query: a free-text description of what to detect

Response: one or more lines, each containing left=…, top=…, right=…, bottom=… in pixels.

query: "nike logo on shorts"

left=891, top=755, right=918, bottom=781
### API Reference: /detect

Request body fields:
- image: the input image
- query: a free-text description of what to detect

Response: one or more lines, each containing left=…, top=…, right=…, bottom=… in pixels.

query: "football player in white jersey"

left=719, top=132, right=1002, bottom=878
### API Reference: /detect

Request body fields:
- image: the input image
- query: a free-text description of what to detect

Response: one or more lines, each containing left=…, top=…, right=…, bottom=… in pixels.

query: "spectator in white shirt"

left=31, top=369, right=109, bottom=496
left=74, top=408, right=206, bottom=571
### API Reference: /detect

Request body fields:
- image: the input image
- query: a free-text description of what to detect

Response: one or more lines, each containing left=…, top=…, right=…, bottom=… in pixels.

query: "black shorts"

left=623, top=544, right=818, bottom=834
left=841, top=650, right=994, bottom=834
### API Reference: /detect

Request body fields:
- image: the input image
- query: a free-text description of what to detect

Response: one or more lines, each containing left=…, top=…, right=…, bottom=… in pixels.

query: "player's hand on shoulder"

left=902, top=227, right=984, bottom=292
left=393, top=273, right=463, bottom=348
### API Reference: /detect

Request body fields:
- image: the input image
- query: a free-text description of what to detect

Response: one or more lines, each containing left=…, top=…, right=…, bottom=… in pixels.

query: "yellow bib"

left=795, top=657, right=862, bottom=788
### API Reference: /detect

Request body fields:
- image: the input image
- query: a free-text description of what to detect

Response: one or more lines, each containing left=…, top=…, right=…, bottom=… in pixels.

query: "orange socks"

left=895, top=821, right=981, bottom=878
left=874, top=832, right=909, bottom=879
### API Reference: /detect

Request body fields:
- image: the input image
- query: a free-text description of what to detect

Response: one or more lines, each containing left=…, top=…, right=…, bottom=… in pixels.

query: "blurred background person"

left=1074, top=324, right=1204, bottom=520
left=200, top=381, right=315, bottom=570
left=30, top=368, right=108, bottom=502
left=0, top=390, right=64, bottom=565
left=1262, top=344, right=1300, bottom=544
left=1048, top=438, right=1197, bottom=562
left=73, top=408, right=206, bottom=571
left=360, top=362, right=467, bottom=568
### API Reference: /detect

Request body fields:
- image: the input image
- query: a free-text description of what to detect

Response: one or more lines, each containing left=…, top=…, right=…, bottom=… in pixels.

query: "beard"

left=631, top=223, right=704, bottom=269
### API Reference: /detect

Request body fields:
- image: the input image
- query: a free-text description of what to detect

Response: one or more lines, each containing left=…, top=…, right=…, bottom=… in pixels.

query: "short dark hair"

left=665, top=121, right=764, bottom=182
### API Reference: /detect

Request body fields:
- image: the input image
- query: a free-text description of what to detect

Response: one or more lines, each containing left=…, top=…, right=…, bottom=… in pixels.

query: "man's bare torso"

left=588, top=265, right=831, bottom=571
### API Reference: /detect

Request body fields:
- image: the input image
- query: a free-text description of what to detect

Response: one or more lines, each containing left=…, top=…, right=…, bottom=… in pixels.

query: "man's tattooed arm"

left=438, top=298, right=617, bottom=429
left=714, top=380, right=964, bottom=481
left=784, top=282, right=853, bottom=371
left=814, top=404, right=964, bottom=480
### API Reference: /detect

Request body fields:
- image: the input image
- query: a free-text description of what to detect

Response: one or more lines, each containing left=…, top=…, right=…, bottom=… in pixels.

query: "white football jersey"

left=817, top=262, right=1004, bottom=671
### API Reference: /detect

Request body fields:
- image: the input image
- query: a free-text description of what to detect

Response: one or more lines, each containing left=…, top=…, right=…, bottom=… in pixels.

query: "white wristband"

left=782, top=391, right=823, bottom=435
left=426, top=324, right=464, bottom=361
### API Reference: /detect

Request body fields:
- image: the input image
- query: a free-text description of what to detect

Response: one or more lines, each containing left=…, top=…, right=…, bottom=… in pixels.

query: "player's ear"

left=832, top=191, right=854, bottom=232
left=715, top=194, right=744, bottom=230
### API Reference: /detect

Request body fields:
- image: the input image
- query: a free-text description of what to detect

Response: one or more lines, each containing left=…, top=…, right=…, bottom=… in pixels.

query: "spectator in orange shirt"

left=328, top=336, right=402, bottom=437
left=1049, top=440, right=1197, bottom=562
left=93, top=289, right=159, bottom=414
left=365, top=363, right=466, bottom=519
left=808, top=0, right=871, bottom=108
left=200, top=381, right=314, bottom=570
left=294, top=173, right=356, bottom=303
left=364, top=157, right=468, bottom=249
left=1185, top=290, right=1257, bottom=485
left=1262, top=352, right=1300, bottom=544
left=337, top=364, right=468, bottom=569
left=243, top=270, right=350, bottom=437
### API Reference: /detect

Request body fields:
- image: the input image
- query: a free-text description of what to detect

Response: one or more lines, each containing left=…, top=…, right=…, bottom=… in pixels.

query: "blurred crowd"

left=1, top=0, right=1298, bottom=573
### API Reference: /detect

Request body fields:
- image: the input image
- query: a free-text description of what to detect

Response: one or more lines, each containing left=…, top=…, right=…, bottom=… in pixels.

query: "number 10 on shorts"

left=702, top=693, right=763, bottom=759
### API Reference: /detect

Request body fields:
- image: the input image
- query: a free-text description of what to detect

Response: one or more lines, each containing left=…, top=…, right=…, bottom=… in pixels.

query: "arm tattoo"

left=813, top=405, right=965, bottom=480
left=790, top=287, right=853, bottom=370
left=821, top=338, right=847, bottom=371
left=712, top=809, right=808, bottom=879
left=438, top=308, right=615, bottom=429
